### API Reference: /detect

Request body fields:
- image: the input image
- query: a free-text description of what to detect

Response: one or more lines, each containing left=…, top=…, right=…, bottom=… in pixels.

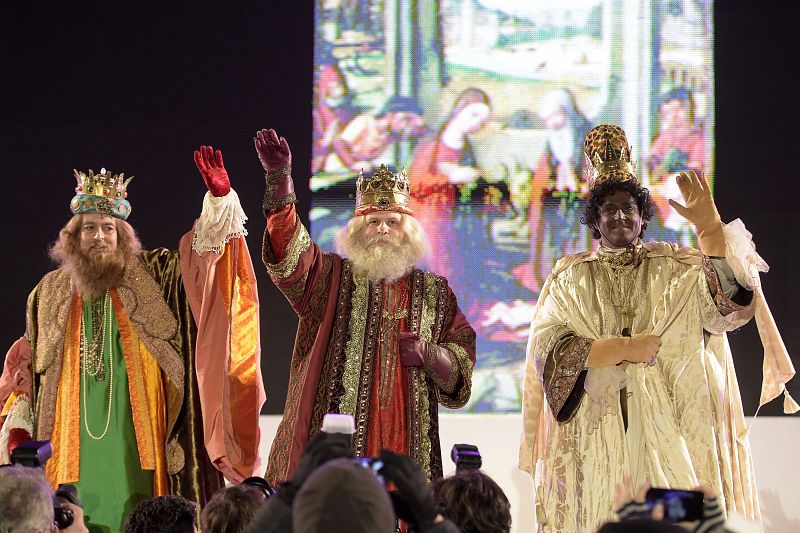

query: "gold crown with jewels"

left=354, top=164, right=413, bottom=216
left=70, top=168, right=134, bottom=220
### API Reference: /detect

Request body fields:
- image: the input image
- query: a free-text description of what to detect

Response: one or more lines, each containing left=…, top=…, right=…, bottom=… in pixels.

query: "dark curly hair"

left=432, top=470, right=511, bottom=533
left=124, top=495, right=196, bottom=533
left=581, top=178, right=656, bottom=239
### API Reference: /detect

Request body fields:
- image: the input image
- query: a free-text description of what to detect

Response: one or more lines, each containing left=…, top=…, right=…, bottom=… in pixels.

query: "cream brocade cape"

left=520, top=237, right=796, bottom=532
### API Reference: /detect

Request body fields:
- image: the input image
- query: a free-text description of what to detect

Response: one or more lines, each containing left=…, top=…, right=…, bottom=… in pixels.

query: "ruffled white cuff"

left=722, top=218, right=769, bottom=290
left=192, top=188, right=248, bottom=255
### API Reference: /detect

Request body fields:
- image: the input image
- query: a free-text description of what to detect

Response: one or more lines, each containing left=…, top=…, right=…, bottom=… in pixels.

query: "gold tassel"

left=783, top=389, right=800, bottom=414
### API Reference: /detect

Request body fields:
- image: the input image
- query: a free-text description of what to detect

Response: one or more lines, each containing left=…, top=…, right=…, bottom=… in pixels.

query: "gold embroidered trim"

left=119, top=258, right=184, bottom=389
left=353, top=282, right=382, bottom=455
left=265, top=221, right=310, bottom=280
left=423, top=343, right=458, bottom=394
left=702, top=256, right=747, bottom=316
left=32, top=270, right=73, bottom=373
left=415, top=272, right=440, bottom=479
left=322, top=261, right=353, bottom=415
left=283, top=271, right=309, bottom=305
left=166, top=436, right=185, bottom=475
left=406, top=270, right=425, bottom=468
left=545, top=335, right=592, bottom=418
left=339, top=272, right=369, bottom=417
left=440, top=343, right=472, bottom=408
left=420, top=273, right=438, bottom=342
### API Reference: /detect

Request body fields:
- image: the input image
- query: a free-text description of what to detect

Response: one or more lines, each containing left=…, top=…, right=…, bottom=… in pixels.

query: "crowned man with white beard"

left=0, top=152, right=265, bottom=532
left=255, top=128, right=475, bottom=484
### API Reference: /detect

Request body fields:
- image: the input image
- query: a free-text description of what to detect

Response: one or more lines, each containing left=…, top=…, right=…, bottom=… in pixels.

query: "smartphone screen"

left=645, top=488, right=704, bottom=522
left=352, top=457, right=386, bottom=485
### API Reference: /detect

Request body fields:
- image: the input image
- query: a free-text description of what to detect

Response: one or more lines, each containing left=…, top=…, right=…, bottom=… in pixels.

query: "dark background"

left=1, top=2, right=797, bottom=415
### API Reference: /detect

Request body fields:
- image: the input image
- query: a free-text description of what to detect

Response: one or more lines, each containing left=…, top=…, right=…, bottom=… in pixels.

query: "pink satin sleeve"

left=179, top=229, right=266, bottom=483
left=0, top=337, right=33, bottom=411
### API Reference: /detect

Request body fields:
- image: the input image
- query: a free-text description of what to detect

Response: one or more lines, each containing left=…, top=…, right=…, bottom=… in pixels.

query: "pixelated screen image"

left=311, top=0, right=714, bottom=413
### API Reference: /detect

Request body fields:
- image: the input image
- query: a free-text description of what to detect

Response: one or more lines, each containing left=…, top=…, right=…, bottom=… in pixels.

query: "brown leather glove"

left=398, top=332, right=459, bottom=393
left=254, top=128, right=296, bottom=211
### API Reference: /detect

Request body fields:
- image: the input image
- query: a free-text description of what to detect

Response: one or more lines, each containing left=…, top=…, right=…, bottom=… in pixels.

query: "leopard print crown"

left=583, top=124, right=639, bottom=190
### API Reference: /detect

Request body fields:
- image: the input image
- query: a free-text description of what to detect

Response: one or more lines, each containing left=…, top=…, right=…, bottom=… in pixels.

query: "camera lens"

left=54, top=506, right=74, bottom=529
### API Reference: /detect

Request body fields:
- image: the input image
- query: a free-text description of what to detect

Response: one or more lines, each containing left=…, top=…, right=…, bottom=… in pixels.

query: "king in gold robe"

left=519, top=125, right=796, bottom=532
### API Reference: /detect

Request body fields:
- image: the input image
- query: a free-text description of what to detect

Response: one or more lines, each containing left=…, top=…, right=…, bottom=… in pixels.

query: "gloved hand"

left=398, top=332, right=425, bottom=367
left=193, top=145, right=231, bottom=197
left=378, top=449, right=439, bottom=530
left=587, top=335, right=662, bottom=368
left=255, top=128, right=292, bottom=172
left=278, top=431, right=353, bottom=504
left=668, top=170, right=725, bottom=256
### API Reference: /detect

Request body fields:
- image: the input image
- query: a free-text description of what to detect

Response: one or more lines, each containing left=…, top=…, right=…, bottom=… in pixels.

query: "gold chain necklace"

left=598, top=244, right=644, bottom=334
left=378, top=281, right=408, bottom=409
left=80, top=290, right=114, bottom=440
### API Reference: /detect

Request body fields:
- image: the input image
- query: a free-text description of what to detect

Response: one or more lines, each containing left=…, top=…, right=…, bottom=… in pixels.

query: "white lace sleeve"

left=722, top=218, right=769, bottom=290
left=191, top=188, right=248, bottom=255
left=0, top=395, right=33, bottom=464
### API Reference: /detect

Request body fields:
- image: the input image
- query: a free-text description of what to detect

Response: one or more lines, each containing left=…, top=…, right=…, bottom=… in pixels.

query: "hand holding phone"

left=645, top=487, right=704, bottom=523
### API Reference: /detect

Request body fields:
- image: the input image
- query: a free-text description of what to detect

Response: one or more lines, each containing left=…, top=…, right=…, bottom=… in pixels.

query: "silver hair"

left=0, top=465, right=55, bottom=533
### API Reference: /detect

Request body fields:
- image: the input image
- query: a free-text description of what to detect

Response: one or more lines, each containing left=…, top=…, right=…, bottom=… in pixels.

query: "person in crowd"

left=0, top=464, right=87, bottom=532
left=124, top=495, right=197, bottom=533
left=431, top=469, right=511, bottom=533
left=254, top=128, right=475, bottom=484
left=200, top=483, right=268, bottom=533
left=0, top=148, right=265, bottom=530
left=519, top=124, right=796, bottom=531
left=245, top=432, right=460, bottom=533
left=598, top=479, right=733, bottom=533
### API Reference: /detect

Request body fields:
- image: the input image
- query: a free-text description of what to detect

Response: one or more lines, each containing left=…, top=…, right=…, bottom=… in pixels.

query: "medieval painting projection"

left=311, top=0, right=714, bottom=412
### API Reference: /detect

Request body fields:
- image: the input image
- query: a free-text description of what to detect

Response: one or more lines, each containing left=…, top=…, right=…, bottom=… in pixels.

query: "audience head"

left=124, top=495, right=197, bottom=533
left=0, top=464, right=54, bottom=533
left=292, top=457, right=395, bottom=533
left=200, top=483, right=267, bottom=533
left=432, top=469, right=511, bottom=533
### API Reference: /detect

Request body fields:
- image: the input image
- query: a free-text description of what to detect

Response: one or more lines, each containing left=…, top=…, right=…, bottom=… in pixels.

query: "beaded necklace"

left=80, top=290, right=114, bottom=440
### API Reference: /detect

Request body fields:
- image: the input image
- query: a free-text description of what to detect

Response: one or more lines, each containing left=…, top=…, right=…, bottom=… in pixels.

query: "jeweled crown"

left=583, top=124, right=639, bottom=190
left=354, top=164, right=413, bottom=216
left=70, top=168, right=134, bottom=220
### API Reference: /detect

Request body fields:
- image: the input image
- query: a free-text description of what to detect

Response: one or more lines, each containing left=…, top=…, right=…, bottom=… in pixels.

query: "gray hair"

left=0, top=465, right=54, bottom=533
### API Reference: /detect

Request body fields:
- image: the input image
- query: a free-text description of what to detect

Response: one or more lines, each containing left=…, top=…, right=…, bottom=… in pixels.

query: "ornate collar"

left=598, top=241, right=645, bottom=268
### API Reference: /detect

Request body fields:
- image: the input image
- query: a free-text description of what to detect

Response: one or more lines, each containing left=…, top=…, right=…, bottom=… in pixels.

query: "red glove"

left=193, top=145, right=231, bottom=197
left=254, top=129, right=292, bottom=172
left=7, top=427, right=31, bottom=458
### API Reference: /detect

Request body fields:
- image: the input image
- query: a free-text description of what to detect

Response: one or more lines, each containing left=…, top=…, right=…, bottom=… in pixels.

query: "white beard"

left=346, top=235, right=420, bottom=282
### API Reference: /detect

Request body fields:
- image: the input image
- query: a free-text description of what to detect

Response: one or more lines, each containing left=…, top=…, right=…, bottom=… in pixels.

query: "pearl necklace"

left=80, top=290, right=114, bottom=440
